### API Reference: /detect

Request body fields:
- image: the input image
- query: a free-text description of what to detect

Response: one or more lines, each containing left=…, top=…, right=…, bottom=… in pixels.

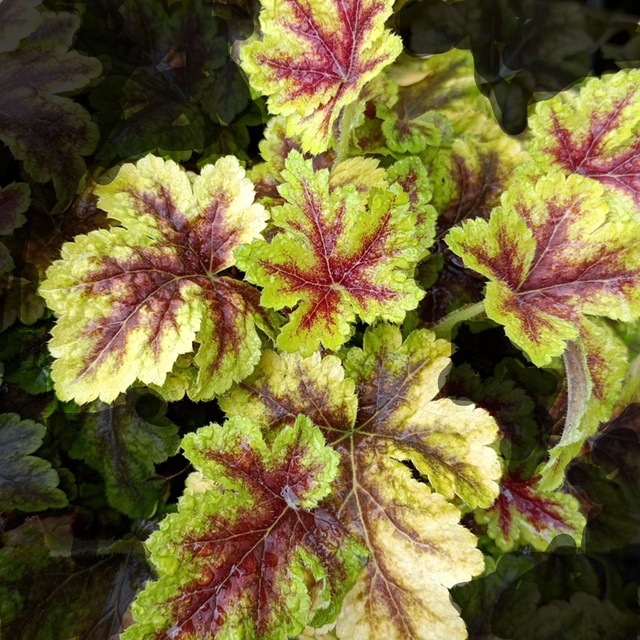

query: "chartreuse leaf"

left=238, top=151, right=426, bottom=356
left=123, top=415, right=368, bottom=640
left=0, top=413, right=67, bottom=512
left=447, top=172, right=638, bottom=488
left=478, top=475, right=586, bottom=552
left=239, top=0, right=402, bottom=154
left=39, top=154, right=270, bottom=404
left=529, top=69, right=640, bottom=213
left=221, top=323, right=501, bottom=639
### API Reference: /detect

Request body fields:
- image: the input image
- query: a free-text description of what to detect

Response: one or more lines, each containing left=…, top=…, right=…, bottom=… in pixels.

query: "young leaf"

left=123, top=415, right=368, bottom=640
left=0, top=7, right=101, bottom=209
left=0, top=413, right=67, bottom=512
left=238, top=151, right=425, bottom=356
left=529, top=69, right=640, bottom=212
left=65, top=389, right=180, bottom=518
left=240, top=0, right=402, bottom=154
left=221, top=323, right=501, bottom=639
left=40, top=154, right=270, bottom=404
left=478, top=475, right=586, bottom=552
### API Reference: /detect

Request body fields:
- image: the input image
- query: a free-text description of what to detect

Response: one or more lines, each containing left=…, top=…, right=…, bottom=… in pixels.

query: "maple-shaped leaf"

left=0, top=412, right=67, bottom=512
left=64, top=389, right=180, bottom=518
left=0, top=514, right=150, bottom=640
left=529, top=69, right=640, bottom=212
left=447, top=173, right=640, bottom=367
left=0, top=3, right=101, bottom=209
left=39, top=154, right=270, bottom=404
left=123, top=415, right=368, bottom=640
left=221, top=323, right=501, bottom=639
left=478, top=475, right=586, bottom=552
left=239, top=0, right=402, bottom=154
left=447, top=173, right=637, bottom=488
left=238, top=151, right=425, bottom=356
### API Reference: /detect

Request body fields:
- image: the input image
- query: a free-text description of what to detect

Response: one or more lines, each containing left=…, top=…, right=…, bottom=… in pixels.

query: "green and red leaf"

left=221, top=323, right=501, bottom=639
left=529, top=69, right=640, bottom=213
left=240, top=0, right=402, bottom=154
left=39, top=154, right=270, bottom=404
left=238, top=151, right=425, bottom=356
left=123, top=415, right=367, bottom=640
left=478, top=475, right=586, bottom=552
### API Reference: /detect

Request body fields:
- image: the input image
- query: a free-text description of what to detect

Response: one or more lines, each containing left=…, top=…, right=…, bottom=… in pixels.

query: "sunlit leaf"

left=40, top=154, right=270, bottom=404
left=240, top=0, right=402, bottom=153
left=123, top=415, right=368, bottom=640
left=238, top=151, right=425, bottom=355
left=529, top=69, right=640, bottom=213
left=221, top=323, right=501, bottom=639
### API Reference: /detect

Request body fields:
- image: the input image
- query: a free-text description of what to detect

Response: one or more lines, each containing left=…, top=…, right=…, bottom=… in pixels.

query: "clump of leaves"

left=3, top=0, right=639, bottom=638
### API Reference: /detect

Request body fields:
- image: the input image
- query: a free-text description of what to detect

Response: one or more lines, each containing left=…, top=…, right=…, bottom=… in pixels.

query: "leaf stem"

left=335, top=102, right=356, bottom=165
left=432, top=300, right=486, bottom=339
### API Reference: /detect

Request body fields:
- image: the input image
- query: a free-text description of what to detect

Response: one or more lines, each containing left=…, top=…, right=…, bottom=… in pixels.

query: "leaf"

left=40, top=154, right=270, bottom=404
left=238, top=151, right=425, bottom=356
left=447, top=173, right=636, bottom=487
left=447, top=173, right=640, bottom=367
left=0, top=7, right=101, bottom=209
left=240, top=0, right=402, bottom=154
left=249, top=116, right=385, bottom=207
left=0, top=0, right=40, bottom=54
left=221, top=323, right=501, bottom=639
left=87, top=0, right=252, bottom=164
left=123, top=415, right=368, bottom=640
left=0, top=514, right=150, bottom=640
left=478, top=475, right=586, bottom=552
left=0, top=182, right=29, bottom=236
left=65, top=389, right=180, bottom=518
left=529, top=69, right=640, bottom=212
left=0, top=412, right=67, bottom=512
left=0, top=321, right=54, bottom=394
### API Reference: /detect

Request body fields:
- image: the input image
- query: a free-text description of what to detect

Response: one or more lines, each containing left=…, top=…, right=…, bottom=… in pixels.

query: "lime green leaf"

left=221, top=323, right=501, bottom=639
left=529, top=69, right=640, bottom=213
left=478, top=475, right=586, bottom=552
left=238, top=151, right=425, bottom=356
left=65, top=389, right=179, bottom=518
left=0, top=413, right=67, bottom=512
left=123, top=415, right=368, bottom=640
left=40, top=154, right=270, bottom=404
left=240, top=0, right=402, bottom=154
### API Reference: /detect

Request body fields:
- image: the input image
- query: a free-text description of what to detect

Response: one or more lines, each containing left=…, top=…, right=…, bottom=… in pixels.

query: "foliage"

left=1, top=1, right=639, bottom=638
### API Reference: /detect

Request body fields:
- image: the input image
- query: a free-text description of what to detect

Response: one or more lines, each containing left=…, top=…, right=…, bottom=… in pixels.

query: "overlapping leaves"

left=240, top=0, right=402, bottom=153
left=238, top=151, right=427, bottom=355
left=0, top=0, right=101, bottom=209
left=221, top=323, right=501, bottom=639
left=447, top=172, right=637, bottom=487
left=40, top=154, right=270, bottom=404
left=123, top=415, right=367, bottom=640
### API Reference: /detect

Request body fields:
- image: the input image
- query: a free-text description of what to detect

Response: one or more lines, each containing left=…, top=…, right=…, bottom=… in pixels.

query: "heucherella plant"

left=21, top=0, right=639, bottom=634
